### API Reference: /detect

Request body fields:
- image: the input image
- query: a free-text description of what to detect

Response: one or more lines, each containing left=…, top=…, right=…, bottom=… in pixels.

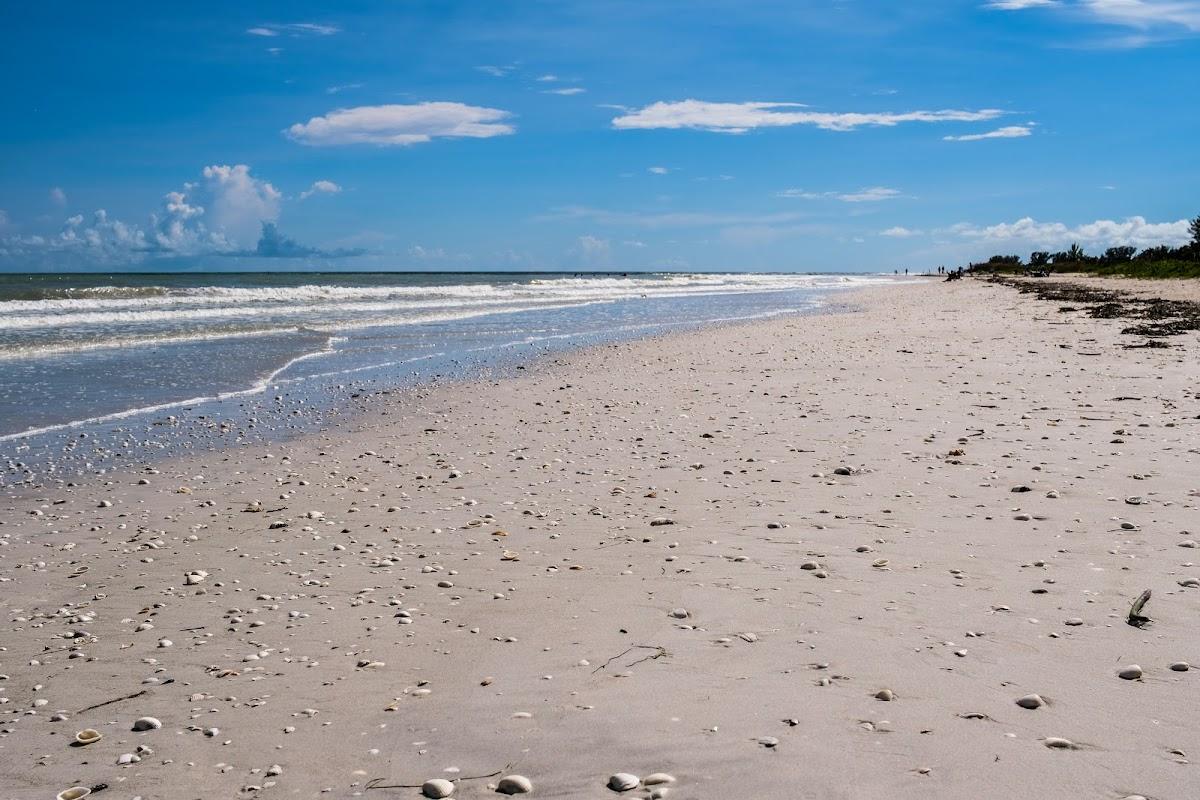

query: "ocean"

left=0, top=271, right=901, bottom=483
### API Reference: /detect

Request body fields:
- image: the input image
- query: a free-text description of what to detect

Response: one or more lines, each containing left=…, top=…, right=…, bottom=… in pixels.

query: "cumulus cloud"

left=779, top=186, right=902, bottom=202
left=944, top=125, right=1034, bottom=141
left=299, top=179, right=342, bottom=200
left=611, top=100, right=1005, bottom=133
left=881, top=226, right=922, bottom=237
left=0, top=164, right=356, bottom=267
left=247, top=23, right=340, bottom=37
left=950, top=215, right=1192, bottom=248
left=286, top=103, right=516, bottom=146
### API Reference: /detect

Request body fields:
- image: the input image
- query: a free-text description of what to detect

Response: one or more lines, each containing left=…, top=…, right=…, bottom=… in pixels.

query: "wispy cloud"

left=648, top=166, right=669, bottom=174
left=540, top=205, right=811, bottom=229
left=326, top=83, right=364, bottom=95
left=286, top=103, right=516, bottom=146
left=943, top=124, right=1034, bottom=141
left=247, top=23, right=341, bottom=37
left=299, top=180, right=342, bottom=200
left=778, top=186, right=903, bottom=202
left=987, top=0, right=1200, bottom=41
left=986, top=0, right=1057, bottom=9
left=477, top=64, right=516, bottom=77
left=611, top=100, right=1006, bottom=133
left=881, top=226, right=922, bottom=237
left=949, top=215, right=1192, bottom=247
left=542, top=87, right=586, bottom=96
left=49, top=187, right=67, bottom=206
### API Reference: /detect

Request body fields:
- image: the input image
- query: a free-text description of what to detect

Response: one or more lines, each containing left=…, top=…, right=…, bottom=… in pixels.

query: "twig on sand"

left=592, top=644, right=669, bottom=674
left=76, top=679, right=175, bottom=715
left=365, top=764, right=511, bottom=790
left=1126, top=589, right=1152, bottom=628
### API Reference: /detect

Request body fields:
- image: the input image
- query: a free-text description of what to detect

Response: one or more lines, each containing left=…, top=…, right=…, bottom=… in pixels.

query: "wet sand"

left=2, top=277, right=1197, bottom=800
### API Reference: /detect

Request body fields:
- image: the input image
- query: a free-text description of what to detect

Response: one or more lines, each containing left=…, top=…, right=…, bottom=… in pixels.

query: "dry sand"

left=2, top=278, right=1197, bottom=800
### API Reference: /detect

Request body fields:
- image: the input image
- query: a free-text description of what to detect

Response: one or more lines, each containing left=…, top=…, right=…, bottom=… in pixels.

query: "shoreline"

left=2, top=277, right=1197, bottom=799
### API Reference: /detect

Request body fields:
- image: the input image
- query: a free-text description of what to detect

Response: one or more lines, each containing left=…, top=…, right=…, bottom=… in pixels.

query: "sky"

left=1, top=0, right=1197, bottom=273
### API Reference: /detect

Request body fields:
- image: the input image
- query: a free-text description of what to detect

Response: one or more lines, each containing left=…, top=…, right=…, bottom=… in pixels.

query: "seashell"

left=643, top=773, right=676, bottom=786
left=496, top=775, right=533, bottom=794
left=75, top=728, right=103, bottom=745
left=422, top=778, right=455, bottom=798
left=57, top=788, right=91, bottom=800
left=608, top=773, right=640, bottom=791
left=874, top=689, right=895, bottom=701
left=1043, top=736, right=1080, bottom=750
left=132, top=716, right=162, bottom=731
left=501, top=551, right=520, bottom=561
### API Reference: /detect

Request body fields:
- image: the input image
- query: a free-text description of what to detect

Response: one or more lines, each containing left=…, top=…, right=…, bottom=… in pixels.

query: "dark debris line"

left=987, top=276, right=1200, bottom=343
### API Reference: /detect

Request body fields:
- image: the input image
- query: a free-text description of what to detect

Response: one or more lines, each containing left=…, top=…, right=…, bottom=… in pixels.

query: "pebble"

left=1015, top=694, right=1046, bottom=710
left=1118, top=665, right=1143, bottom=681
left=1043, top=737, right=1079, bottom=750
left=608, top=773, right=640, bottom=792
left=1168, top=661, right=1190, bottom=672
left=496, top=775, right=533, bottom=794
left=874, top=689, right=895, bottom=701
left=643, top=773, right=676, bottom=785
left=422, top=778, right=455, bottom=798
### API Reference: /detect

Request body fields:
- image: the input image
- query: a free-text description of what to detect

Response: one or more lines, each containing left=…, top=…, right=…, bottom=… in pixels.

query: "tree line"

left=963, top=215, right=1200, bottom=277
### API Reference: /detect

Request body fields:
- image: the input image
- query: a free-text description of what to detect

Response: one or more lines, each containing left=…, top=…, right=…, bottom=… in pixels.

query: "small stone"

left=1015, top=694, right=1046, bottom=710
left=1168, top=661, right=1190, bottom=672
left=422, top=778, right=455, bottom=798
left=874, top=689, right=895, bottom=701
left=1118, top=665, right=1143, bottom=681
left=132, top=717, right=162, bottom=731
left=1043, top=737, right=1078, bottom=750
left=496, top=775, right=533, bottom=795
left=668, top=608, right=689, bottom=619
left=757, top=736, right=780, bottom=747
left=117, top=752, right=141, bottom=764
left=642, top=774, right=676, bottom=786
left=608, top=773, right=640, bottom=792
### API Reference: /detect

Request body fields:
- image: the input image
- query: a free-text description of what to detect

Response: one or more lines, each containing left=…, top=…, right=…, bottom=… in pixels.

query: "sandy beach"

left=2, top=276, right=1197, bottom=800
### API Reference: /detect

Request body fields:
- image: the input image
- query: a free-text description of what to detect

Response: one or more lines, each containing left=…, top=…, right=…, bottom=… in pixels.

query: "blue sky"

left=1, top=0, right=1197, bottom=272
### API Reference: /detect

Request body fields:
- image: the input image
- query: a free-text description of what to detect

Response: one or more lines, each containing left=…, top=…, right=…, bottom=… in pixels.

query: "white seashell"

left=422, top=778, right=455, bottom=798
left=57, top=788, right=91, bottom=800
left=132, top=716, right=162, bottom=731
left=75, top=728, right=103, bottom=745
left=608, top=773, right=639, bottom=791
left=643, top=774, right=676, bottom=786
left=496, top=775, right=533, bottom=794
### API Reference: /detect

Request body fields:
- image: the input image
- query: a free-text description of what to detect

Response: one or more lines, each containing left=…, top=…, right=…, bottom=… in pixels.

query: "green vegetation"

left=964, top=214, right=1200, bottom=279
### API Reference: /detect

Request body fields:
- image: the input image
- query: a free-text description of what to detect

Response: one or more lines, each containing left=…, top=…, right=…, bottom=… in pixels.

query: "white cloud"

left=648, top=166, right=669, bottom=175
left=536, top=74, right=559, bottom=82
left=326, top=83, right=363, bottom=94
left=951, top=215, right=1192, bottom=248
left=287, top=103, right=516, bottom=146
left=299, top=179, right=343, bottom=200
left=778, top=186, right=903, bottom=202
left=881, top=226, right=922, bottom=237
left=409, top=245, right=449, bottom=260
left=248, top=23, right=340, bottom=37
left=1083, top=0, right=1200, bottom=30
left=0, top=164, right=284, bottom=264
left=611, top=100, right=1005, bottom=133
left=543, top=205, right=810, bottom=229
left=944, top=124, right=1034, bottom=141
left=197, top=165, right=282, bottom=246
left=577, top=235, right=611, bottom=264
left=542, top=87, right=586, bottom=96
left=49, top=187, right=67, bottom=206
left=477, top=65, right=515, bottom=77
left=986, top=0, right=1057, bottom=8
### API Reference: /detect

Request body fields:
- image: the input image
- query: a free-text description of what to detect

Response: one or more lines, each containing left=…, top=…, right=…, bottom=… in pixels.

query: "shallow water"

left=0, top=271, right=902, bottom=483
